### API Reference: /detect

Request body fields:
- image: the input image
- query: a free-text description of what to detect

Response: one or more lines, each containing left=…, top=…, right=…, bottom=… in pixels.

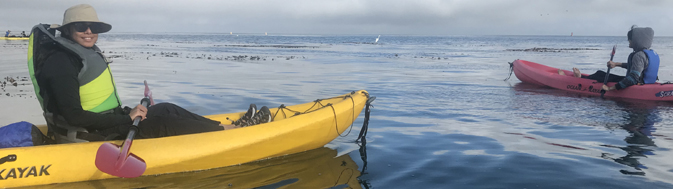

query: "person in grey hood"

left=561, top=25, right=660, bottom=91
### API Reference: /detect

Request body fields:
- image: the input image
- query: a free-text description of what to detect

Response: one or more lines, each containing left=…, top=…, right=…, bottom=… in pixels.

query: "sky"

left=1, top=0, right=672, bottom=36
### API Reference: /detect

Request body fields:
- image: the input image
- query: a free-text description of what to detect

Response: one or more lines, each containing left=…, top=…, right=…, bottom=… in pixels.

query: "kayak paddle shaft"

left=114, top=97, right=150, bottom=171
left=600, top=45, right=616, bottom=98
left=96, top=82, right=153, bottom=178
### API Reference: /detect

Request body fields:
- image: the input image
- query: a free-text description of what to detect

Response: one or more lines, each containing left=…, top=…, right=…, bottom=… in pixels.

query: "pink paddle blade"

left=95, top=142, right=146, bottom=178
left=144, top=80, right=155, bottom=105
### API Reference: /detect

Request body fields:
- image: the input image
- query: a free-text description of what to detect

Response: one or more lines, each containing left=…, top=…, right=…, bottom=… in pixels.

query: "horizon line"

left=100, top=32, right=671, bottom=37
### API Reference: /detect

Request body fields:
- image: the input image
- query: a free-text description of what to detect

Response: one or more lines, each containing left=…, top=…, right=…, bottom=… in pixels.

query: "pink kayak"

left=512, top=59, right=673, bottom=101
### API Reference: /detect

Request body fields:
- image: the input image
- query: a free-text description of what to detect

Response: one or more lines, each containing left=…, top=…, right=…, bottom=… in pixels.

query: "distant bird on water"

left=375, top=35, right=380, bottom=43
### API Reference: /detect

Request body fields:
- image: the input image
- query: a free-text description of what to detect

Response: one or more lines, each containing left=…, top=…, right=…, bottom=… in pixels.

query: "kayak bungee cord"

left=330, top=94, right=355, bottom=137
left=268, top=91, right=374, bottom=138
left=328, top=102, right=354, bottom=137
left=271, top=98, right=334, bottom=120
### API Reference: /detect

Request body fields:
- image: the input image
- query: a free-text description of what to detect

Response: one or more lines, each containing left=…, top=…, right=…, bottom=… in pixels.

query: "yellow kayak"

left=0, top=90, right=370, bottom=188
left=0, top=37, right=29, bottom=40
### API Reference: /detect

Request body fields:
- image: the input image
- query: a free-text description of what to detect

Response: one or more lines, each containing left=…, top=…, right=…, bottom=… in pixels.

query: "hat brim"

left=53, top=21, right=112, bottom=33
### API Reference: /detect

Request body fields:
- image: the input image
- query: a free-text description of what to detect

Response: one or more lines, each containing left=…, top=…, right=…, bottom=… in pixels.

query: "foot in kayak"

left=232, top=104, right=257, bottom=127
left=220, top=124, right=240, bottom=130
left=572, top=67, right=582, bottom=78
left=232, top=105, right=272, bottom=127
left=250, top=106, right=272, bottom=125
left=558, top=69, right=566, bottom=75
left=243, top=104, right=257, bottom=120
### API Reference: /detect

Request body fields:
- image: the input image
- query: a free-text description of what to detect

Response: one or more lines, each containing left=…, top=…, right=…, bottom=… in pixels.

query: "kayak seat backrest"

left=30, top=24, right=93, bottom=144
left=44, top=113, right=89, bottom=143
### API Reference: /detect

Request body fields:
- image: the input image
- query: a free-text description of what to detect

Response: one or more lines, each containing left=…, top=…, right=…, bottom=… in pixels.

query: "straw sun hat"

left=53, top=4, right=112, bottom=33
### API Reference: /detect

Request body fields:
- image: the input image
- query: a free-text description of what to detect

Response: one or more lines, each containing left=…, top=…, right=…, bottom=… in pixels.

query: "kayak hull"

left=32, top=147, right=362, bottom=188
left=512, top=59, right=673, bottom=101
left=0, top=90, right=369, bottom=188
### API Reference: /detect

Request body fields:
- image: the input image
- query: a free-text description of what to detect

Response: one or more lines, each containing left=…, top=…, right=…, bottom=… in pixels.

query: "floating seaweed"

left=505, top=47, right=601, bottom=52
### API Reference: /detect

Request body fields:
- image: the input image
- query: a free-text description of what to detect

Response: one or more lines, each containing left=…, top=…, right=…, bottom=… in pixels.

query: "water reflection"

left=24, top=147, right=363, bottom=189
left=356, top=130, right=371, bottom=189
left=510, top=82, right=666, bottom=176
left=600, top=100, right=661, bottom=176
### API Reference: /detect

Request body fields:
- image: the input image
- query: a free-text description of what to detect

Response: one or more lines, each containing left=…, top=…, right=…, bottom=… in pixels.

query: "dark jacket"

left=38, top=48, right=132, bottom=131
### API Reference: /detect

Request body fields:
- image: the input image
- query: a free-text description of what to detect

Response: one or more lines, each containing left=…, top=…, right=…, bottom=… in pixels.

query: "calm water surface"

left=4, top=34, right=673, bottom=188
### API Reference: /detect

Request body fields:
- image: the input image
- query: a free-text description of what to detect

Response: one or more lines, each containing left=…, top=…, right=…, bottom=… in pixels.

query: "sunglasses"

left=72, top=22, right=104, bottom=34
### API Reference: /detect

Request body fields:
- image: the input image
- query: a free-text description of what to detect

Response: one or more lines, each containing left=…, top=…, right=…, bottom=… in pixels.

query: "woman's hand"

left=607, top=61, right=619, bottom=69
left=129, top=104, right=148, bottom=121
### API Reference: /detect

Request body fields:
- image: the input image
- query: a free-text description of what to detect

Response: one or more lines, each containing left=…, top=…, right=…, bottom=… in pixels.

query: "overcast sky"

left=2, top=0, right=672, bottom=36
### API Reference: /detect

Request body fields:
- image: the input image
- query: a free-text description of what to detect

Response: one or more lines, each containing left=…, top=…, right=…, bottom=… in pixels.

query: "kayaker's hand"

left=129, top=104, right=148, bottom=121
left=602, top=85, right=616, bottom=91
left=607, top=61, right=619, bottom=69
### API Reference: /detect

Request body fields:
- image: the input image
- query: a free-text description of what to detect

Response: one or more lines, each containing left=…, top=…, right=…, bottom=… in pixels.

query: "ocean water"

left=3, top=34, right=673, bottom=188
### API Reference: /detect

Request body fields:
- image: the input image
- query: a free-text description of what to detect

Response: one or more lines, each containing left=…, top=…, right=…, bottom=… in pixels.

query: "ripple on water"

left=5, top=35, right=673, bottom=188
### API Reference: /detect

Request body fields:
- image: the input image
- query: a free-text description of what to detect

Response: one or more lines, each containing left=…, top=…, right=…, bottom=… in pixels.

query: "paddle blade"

left=611, top=45, right=616, bottom=57
left=143, top=80, right=155, bottom=105
left=95, top=142, right=146, bottom=178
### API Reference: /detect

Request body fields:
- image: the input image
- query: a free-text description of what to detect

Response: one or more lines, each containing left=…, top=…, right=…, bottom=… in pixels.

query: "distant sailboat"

left=265, top=32, right=267, bottom=36
left=375, top=35, right=380, bottom=43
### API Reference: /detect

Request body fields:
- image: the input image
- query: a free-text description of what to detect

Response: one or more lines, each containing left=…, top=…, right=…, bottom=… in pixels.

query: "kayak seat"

left=44, top=112, right=107, bottom=143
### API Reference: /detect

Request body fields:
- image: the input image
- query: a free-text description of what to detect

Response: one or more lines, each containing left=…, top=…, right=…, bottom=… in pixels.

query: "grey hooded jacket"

left=616, top=27, right=654, bottom=90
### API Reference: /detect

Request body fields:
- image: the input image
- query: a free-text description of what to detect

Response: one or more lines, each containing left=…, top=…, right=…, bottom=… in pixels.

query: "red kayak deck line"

left=513, top=59, right=673, bottom=101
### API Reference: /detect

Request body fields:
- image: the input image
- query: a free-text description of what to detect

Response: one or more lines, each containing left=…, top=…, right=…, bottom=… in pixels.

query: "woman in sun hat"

left=33, top=4, right=270, bottom=143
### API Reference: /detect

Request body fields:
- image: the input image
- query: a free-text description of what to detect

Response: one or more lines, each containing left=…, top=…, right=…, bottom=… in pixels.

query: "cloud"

left=1, top=0, right=672, bottom=35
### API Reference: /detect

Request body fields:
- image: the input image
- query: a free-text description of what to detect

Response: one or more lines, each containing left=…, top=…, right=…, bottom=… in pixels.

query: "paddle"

left=144, top=80, right=155, bottom=106
left=95, top=80, right=154, bottom=178
left=600, top=45, right=617, bottom=98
